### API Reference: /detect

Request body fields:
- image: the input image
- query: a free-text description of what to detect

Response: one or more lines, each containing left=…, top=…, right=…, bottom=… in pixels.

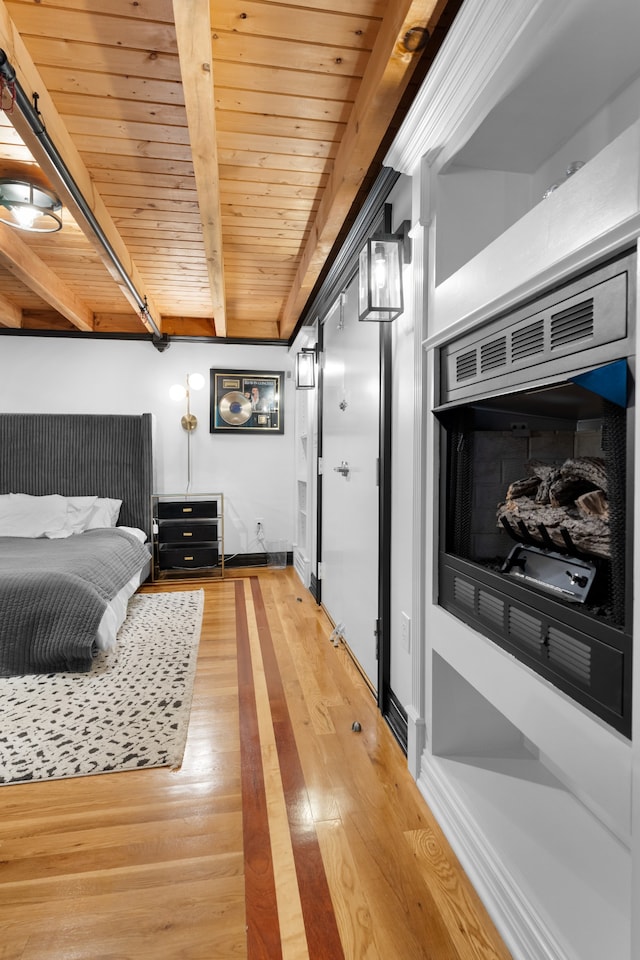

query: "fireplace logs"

left=497, top=456, right=610, bottom=559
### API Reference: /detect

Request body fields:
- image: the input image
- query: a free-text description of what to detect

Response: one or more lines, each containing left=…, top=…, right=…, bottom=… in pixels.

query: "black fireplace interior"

left=436, top=251, right=635, bottom=737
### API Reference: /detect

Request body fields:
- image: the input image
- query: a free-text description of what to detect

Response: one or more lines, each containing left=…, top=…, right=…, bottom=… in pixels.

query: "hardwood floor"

left=0, top=568, right=512, bottom=960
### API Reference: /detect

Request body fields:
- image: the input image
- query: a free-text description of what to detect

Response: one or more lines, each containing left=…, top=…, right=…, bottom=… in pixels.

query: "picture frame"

left=210, top=369, right=284, bottom=434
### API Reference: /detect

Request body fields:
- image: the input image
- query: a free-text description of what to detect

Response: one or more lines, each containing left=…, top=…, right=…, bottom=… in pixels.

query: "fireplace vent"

left=441, top=253, right=632, bottom=405
left=456, top=350, right=477, bottom=381
left=511, top=320, right=544, bottom=360
left=508, top=607, right=543, bottom=652
left=478, top=590, right=504, bottom=627
left=440, top=558, right=626, bottom=728
left=547, top=627, right=591, bottom=685
left=550, top=299, right=594, bottom=349
left=481, top=336, right=507, bottom=371
left=454, top=576, right=475, bottom=609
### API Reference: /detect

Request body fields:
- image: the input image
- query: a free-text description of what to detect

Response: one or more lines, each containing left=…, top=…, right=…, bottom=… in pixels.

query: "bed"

left=0, top=413, right=153, bottom=675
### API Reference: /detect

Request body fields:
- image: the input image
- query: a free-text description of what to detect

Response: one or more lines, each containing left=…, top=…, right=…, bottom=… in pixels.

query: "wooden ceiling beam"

left=278, top=0, right=443, bottom=339
left=172, top=0, right=226, bottom=336
left=0, top=220, right=93, bottom=331
left=0, top=289, right=21, bottom=327
left=0, top=0, right=163, bottom=335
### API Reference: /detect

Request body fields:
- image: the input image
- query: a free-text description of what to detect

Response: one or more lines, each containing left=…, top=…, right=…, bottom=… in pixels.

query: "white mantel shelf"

left=430, top=120, right=640, bottom=346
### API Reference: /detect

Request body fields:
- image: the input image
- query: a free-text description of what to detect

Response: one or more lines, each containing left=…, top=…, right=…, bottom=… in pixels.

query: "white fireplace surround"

left=386, top=1, right=640, bottom=959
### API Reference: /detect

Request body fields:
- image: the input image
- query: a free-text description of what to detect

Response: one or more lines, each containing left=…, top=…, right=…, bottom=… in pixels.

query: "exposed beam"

left=0, top=0, right=162, bottom=335
left=278, top=0, right=442, bottom=339
left=0, top=289, right=21, bottom=327
left=0, top=220, right=93, bottom=331
left=172, top=0, right=226, bottom=336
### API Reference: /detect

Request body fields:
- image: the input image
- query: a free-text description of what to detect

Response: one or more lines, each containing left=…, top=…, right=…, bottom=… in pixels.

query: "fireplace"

left=436, top=250, right=635, bottom=736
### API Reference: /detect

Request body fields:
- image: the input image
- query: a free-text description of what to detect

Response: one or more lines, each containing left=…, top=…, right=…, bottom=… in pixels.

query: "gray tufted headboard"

left=0, top=413, right=153, bottom=540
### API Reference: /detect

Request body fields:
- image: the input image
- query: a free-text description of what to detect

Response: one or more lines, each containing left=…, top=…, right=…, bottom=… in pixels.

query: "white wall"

left=0, top=335, right=296, bottom=556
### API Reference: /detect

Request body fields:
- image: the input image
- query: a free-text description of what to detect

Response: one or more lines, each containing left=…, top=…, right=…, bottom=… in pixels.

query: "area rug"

left=0, top=589, right=204, bottom=785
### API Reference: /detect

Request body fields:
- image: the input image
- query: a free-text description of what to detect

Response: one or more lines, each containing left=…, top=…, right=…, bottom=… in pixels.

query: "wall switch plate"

left=401, top=611, right=411, bottom=653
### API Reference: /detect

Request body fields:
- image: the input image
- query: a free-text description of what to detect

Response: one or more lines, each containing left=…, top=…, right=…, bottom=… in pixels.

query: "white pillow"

left=117, top=525, right=147, bottom=543
left=85, top=497, right=123, bottom=529
left=0, top=493, right=70, bottom=538
left=63, top=496, right=98, bottom=535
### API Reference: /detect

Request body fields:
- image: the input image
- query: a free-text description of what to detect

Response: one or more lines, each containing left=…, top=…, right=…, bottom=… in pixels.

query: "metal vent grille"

left=456, top=350, right=477, bottom=382
left=453, top=577, right=475, bottom=609
left=478, top=590, right=504, bottom=627
left=480, top=336, right=507, bottom=372
left=440, top=557, right=629, bottom=735
left=508, top=607, right=544, bottom=653
left=550, top=298, right=594, bottom=349
left=547, top=626, right=591, bottom=685
left=440, top=255, right=631, bottom=403
left=511, top=320, right=545, bottom=360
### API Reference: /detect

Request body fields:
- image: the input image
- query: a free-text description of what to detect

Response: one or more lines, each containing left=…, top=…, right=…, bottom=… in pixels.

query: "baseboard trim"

left=224, top=551, right=292, bottom=569
left=417, top=754, right=570, bottom=960
left=385, top=690, right=408, bottom=754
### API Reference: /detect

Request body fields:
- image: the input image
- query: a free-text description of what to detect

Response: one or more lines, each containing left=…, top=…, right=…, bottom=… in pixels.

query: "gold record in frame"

left=210, top=369, right=284, bottom=434
left=218, top=390, right=252, bottom=425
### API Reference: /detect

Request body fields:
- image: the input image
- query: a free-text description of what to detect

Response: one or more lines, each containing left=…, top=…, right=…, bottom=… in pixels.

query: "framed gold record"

left=210, top=369, right=284, bottom=434
left=218, top=391, right=251, bottom=425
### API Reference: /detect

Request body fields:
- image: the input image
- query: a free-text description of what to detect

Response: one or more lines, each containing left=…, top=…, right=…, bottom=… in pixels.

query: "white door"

left=321, top=277, right=380, bottom=689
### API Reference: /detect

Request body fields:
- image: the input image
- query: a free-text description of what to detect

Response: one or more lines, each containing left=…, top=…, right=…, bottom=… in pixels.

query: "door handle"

left=334, top=460, right=350, bottom=478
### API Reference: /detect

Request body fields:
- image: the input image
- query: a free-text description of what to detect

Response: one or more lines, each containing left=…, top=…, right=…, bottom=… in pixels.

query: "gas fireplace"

left=436, top=250, right=635, bottom=736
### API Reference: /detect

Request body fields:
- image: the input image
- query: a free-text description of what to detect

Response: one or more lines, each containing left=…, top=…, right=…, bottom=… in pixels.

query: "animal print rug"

left=0, top=590, right=204, bottom=784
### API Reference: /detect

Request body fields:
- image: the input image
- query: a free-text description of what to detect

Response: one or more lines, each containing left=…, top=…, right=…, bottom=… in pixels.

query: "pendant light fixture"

left=0, top=162, right=62, bottom=233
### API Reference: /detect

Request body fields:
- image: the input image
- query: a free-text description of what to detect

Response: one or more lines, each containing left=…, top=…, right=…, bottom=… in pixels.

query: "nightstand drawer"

left=158, top=545, right=219, bottom=569
left=157, top=500, right=218, bottom=520
left=158, top=521, right=218, bottom=543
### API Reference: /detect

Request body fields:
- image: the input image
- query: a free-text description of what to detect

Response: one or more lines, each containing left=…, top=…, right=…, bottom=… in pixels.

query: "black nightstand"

left=152, top=494, right=224, bottom=581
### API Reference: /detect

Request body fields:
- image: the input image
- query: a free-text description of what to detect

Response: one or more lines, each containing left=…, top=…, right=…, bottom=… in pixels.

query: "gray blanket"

left=0, top=528, right=150, bottom=675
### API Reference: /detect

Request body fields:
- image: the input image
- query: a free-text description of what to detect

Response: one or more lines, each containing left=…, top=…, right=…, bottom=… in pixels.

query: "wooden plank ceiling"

left=0, top=0, right=459, bottom=343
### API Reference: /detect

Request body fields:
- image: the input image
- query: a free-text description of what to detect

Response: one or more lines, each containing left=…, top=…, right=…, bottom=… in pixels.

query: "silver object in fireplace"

left=501, top=544, right=597, bottom=603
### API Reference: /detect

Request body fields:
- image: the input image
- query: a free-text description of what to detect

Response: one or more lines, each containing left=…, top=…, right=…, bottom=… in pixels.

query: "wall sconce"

left=295, top=347, right=316, bottom=389
left=170, top=372, right=205, bottom=494
left=169, top=372, right=205, bottom=431
left=0, top=166, right=62, bottom=233
left=358, top=221, right=411, bottom=323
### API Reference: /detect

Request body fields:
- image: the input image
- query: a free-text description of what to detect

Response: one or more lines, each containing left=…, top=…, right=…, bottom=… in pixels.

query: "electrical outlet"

left=400, top=611, right=411, bottom=653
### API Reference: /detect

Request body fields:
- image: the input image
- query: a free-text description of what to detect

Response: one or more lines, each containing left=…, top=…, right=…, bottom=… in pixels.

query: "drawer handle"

left=184, top=556, right=194, bottom=561
left=182, top=532, right=193, bottom=537
left=182, top=507, right=193, bottom=513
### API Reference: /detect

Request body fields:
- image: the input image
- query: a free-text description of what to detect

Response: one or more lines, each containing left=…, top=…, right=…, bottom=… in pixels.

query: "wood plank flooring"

left=0, top=568, right=512, bottom=960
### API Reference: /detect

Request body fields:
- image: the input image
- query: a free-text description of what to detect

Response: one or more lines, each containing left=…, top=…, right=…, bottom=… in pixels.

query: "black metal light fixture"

left=0, top=173, right=62, bottom=233
left=295, top=346, right=316, bottom=389
left=358, top=221, right=411, bottom=323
